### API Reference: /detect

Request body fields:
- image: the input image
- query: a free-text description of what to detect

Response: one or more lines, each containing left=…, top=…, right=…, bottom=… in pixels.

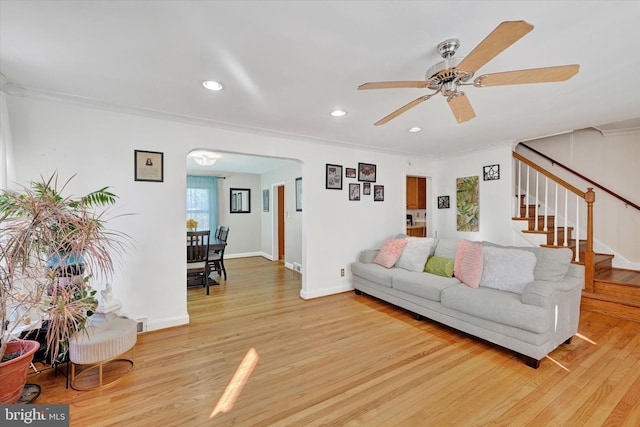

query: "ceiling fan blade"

left=447, top=92, right=476, bottom=123
left=374, top=94, right=433, bottom=126
left=358, top=81, right=432, bottom=90
left=457, top=21, right=534, bottom=74
left=473, top=64, right=580, bottom=87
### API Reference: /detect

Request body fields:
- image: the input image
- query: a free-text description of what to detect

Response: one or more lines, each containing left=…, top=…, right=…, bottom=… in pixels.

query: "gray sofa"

left=350, top=238, right=584, bottom=368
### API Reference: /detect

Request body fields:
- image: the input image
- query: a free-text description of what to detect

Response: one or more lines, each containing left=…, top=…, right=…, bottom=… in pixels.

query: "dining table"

left=208, top=237, right=227, bottom=252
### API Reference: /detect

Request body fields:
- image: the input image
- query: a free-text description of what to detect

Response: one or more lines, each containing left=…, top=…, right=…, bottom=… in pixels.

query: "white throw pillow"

left=396, top=237, right=434, bottom=272
left=479, top=246, right=537, bottom=294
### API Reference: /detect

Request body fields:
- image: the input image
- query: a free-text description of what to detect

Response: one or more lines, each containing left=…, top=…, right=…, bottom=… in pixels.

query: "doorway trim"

left=405, top=172, right=434, bottom=238
left=270, top=181, right=285, bottom=261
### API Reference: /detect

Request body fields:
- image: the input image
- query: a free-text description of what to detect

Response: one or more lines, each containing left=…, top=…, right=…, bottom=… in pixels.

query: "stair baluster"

left=544, top=177, right=549, bottom=232
left=553, top=183, right=558, bottom=246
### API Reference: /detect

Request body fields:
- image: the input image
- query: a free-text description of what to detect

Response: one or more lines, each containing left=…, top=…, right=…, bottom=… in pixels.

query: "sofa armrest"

left=521, top=276, right=582, bottom=308
left=521, top=275, right=583, bottom=348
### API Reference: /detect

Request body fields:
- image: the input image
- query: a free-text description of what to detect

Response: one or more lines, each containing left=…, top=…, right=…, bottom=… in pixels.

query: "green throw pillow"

left=424, top=256, right=455, bottom=278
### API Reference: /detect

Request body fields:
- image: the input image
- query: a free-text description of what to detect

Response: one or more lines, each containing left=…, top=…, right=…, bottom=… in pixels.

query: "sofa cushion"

left=441, top=284, right=549, bottom=334
left=454, top=240, right=483, bottom=288
left=392, top=270, right=460, bottom=302
left=350, top=262, right=396, bottom=288
left=396, top=237, right=434, bottom=272
left=373, top=239, right=408, bottom=268
left=424, top=256, right=455, bottom=278
left=482, top=242, right=572, bottom=282
left=529, top=246, right=573, bottom=281
left=434, top=238, right=459, bottom=259
left=359, top=249, right=379, bottom=264
left=479, top=246, right=536, bottom=294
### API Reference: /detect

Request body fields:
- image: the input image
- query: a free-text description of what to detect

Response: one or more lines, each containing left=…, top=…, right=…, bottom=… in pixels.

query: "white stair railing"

left=513, top=151, right=596, bottom=291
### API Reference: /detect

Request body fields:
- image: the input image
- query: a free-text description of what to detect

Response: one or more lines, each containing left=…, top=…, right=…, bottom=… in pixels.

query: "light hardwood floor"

left=29, top=257, right=640, bottom=426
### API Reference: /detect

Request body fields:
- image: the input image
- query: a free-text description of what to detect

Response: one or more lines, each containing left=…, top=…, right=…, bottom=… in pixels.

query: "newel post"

left=584, top=188, right=596, bottom=292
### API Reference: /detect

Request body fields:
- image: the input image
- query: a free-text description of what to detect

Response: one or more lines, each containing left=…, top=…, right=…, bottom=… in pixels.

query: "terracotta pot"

left=0, top=340, right=40, bottom=404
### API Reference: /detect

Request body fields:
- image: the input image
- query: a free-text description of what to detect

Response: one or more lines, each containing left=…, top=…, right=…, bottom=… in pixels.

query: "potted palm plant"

left=0, top=173, right=128, bottom=403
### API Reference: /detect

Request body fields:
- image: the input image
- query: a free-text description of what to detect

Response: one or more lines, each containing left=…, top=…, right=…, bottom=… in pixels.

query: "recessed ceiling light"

left=408, top=127, right=423, bottom=133
left=202, top=80, right=223, bottom=91
left=330, top=109, right=347, bottom=117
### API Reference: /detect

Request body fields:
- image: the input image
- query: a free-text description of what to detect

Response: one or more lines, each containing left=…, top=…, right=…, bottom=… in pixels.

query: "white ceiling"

left=2, top=1, right=640, bottom=171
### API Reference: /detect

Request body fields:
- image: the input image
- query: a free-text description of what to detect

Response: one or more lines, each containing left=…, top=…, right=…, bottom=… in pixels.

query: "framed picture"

left=457, top=176, right=479, bottom=232
left=230, top=188, right=251, bottom=213
left=483, top=164, right=500, bottom=181
left=349, top=183, right=360, bottom=201
left=373, top=185, right=384, bottom=201
left=326, top=164, right=343, bottom=190
left=363, top=182, right=371, bottom=195
left=345, top=168, right=356, bottom=178
left=358, top=162, right=377, bottom=182
left=134, top=150, right=164, bottom=182
left=263, top=189, right=269, bottom=212
left=295, top=177, right=302, bottom=211
left=438, top=195, right=450, bottom=209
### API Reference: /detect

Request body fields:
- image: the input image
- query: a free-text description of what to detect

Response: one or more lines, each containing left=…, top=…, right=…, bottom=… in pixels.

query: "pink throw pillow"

left=373, top=239, right=408, bottom=269
left=454, top=240, right=483, bottom=288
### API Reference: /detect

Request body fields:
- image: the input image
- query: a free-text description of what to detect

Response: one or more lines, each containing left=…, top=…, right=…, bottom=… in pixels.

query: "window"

left=186, top=175, right=218, bottom=231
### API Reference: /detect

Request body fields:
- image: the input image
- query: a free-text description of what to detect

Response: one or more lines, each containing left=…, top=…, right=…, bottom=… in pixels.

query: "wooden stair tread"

left=581, top=290, right=640, bottom=323
left=595, top=268, right=640, bottom=286
left=582, top=290, right=640, bottom=309
left=522, top=227, right=572, bottom=235
left=581, top=269, right=640, bottom=323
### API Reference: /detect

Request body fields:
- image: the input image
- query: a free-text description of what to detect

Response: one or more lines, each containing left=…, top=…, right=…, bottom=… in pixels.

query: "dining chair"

left=187, top=230, right=211, bottom=295
left=208, top=226, right=229, bottom=281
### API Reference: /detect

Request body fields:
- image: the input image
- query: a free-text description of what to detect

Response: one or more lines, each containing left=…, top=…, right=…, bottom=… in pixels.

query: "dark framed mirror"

left=230, top=188, right=251, bottom=213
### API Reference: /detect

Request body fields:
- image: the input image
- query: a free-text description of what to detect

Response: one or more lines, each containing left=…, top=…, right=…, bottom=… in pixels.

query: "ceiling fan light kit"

left=358, top=20, right=580, bottom=125
left=190, top=150, right=219, bottom=166
left=194, top=155, right=217, bottom=166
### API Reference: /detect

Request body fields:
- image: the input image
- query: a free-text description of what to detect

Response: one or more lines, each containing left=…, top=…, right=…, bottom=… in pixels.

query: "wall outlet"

left=340, top=268, right=345, bottom=277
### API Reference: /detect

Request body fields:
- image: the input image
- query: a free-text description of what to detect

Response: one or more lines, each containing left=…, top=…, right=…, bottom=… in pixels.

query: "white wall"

left=432, top=145, right=516, bottom=245
left=260, top=163, right=303, bottom=267
left=6, top=95, right=437, bottom=330
left=217, top=173, right=262, bottom=256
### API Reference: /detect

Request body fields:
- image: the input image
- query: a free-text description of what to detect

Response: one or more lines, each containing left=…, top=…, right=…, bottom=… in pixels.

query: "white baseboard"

left=225, top=251, right=268, bottom=259
left=300, top=285, right=353, bottom=300
left=144, top=314, right=189, bottom=332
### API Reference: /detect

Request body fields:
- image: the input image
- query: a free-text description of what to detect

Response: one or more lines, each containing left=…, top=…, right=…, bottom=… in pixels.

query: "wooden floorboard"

left=26, top=257, right=640, bottom=426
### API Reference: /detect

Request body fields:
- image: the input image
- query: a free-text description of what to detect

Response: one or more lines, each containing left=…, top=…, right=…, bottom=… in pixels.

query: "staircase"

left=513, top=176, right=640, bottom=323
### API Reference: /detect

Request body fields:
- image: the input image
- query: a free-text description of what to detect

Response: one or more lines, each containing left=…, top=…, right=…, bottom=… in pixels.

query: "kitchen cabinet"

left=406, top=176, right=426, bottom=209
left=406, top=226, right=426, bottom=237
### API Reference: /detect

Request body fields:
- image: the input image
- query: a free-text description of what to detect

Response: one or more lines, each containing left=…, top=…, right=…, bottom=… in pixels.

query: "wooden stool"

left=68, top=317, right=137, bottom=390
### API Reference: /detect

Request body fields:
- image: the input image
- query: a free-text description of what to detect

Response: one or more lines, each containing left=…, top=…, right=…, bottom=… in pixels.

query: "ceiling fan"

left=358, top=21, right=580, bottom=125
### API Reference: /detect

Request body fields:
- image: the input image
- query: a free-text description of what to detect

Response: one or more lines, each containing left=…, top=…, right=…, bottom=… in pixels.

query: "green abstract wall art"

left=456, top=176, right=479, bottom=232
